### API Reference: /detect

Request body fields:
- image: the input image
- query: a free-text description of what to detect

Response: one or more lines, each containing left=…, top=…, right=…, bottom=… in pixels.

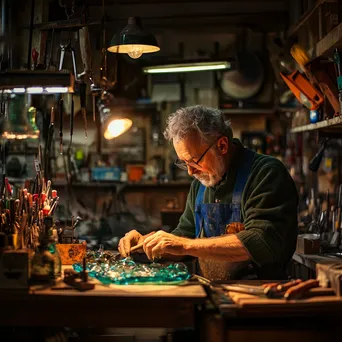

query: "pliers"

left=59, top=39, right=78, bottom=79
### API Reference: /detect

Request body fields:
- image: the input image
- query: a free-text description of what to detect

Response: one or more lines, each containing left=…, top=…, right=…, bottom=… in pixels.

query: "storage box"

left=56, top=242, right=87, bottom=265
left=296, top=234, right=321, bottom=254
left=91, top=167, right=121, bottom=181
left=0, top=250, right=29, bottom=289
left=126, top=164, right=145, bottom=182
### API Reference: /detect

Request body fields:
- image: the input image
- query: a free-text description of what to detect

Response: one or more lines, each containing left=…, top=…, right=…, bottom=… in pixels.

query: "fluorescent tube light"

left=2, top=87, right=70, bottom=94
left=27, top=87, right=44, bottom=93
left=45, top=87, right=69, bottom=93
left=13, top=88, right=26, bottom=93
left=143, top=61, right=230, bottom=74
left=0, top=71, right=74, bottom=92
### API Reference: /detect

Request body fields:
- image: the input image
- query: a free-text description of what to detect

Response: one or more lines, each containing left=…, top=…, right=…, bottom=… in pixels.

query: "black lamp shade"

left=107, top=17, right=160, bottom=55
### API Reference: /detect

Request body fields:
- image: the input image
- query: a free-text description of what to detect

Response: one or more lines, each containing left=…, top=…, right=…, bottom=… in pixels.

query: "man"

left=118, top=105, right=298, bottom=280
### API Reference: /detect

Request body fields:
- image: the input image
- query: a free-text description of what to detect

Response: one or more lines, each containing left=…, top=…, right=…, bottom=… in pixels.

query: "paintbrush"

left=115, top=242, right=144, bottom=260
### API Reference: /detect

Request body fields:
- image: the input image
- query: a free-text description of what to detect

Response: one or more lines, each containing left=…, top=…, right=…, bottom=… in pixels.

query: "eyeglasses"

left=174, top=138, right=219, bottom=171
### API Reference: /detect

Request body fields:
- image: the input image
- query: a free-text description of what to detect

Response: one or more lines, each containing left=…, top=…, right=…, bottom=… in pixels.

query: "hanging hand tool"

left=31, top=48, right=38, bottom=70
left=78, top=26, right=92, bottom=81
left=59, top=97, right=64, bottom=155
left=44, top=106, right=55, bottom=181
left=46, top=29, right=56, bottom=71
left=46, top=106, right=55, bottom=153
left=80, top=82, right=87, bottom=138
left=309, top=138, right=330, bottom=172
left=77, top=24, right=92, bottom=135
left=59, top=39, right=77, bottom=77
left=337, top=184, right=342, bottom=231
left=69, top=94, right=74, bottom=150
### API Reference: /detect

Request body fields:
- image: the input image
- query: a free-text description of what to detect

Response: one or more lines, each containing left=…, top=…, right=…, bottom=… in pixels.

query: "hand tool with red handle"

left=284, top=279, right=320, bottom=299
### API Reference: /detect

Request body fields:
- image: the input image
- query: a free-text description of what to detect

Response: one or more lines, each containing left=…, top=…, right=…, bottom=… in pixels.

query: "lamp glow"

left=104, top=118, right=133, bottom=140
left=127, top=46, right=143, bottom=59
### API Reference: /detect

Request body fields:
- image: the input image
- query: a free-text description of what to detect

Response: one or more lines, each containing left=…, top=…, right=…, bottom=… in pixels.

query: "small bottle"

left=48, top=227, right=62, bottom=278
left=30, top=217, right=55, bottom=282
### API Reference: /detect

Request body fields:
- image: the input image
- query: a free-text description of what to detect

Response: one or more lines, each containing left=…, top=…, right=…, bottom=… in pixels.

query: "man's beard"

left=194, top=153, right=226, bottom=187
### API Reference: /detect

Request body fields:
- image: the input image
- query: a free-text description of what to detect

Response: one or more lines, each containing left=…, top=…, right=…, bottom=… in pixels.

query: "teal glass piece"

left=73, top=250, right=190, bottom=285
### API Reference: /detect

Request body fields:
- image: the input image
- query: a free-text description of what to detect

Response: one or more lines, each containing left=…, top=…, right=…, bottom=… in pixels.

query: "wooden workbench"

left=202, top=280, right=342, bottom=342
left=291, top=252, right=342, bottom=279
left=0, top=280, right=206, bottom=329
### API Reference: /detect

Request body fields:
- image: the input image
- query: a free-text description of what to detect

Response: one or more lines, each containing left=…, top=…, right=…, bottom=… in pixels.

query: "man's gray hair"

left=163, top=105, right=233, bottom=143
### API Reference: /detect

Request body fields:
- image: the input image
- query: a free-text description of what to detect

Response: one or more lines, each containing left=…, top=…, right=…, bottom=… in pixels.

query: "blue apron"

left=195, top=148, right=256, bottom=238
left=194, top=148, right=256, bottom=280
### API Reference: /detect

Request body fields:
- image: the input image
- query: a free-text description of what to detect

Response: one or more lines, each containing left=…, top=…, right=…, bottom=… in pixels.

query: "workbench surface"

left=292, top=252, right=342, bottom=270
left=0, top=279, right=206, bottom=328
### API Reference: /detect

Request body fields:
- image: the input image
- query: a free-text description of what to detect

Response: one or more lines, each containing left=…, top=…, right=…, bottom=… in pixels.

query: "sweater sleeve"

left=236, top=160, right=299, bottom=267
left=171, top=180, right=198, bottom=238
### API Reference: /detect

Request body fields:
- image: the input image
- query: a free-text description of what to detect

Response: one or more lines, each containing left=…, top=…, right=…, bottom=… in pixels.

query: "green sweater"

left=172, top=139, right=299, bottom=279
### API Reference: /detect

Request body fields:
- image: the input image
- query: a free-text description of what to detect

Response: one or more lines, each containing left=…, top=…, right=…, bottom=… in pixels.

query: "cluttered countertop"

left=1, top=173, right=342, bottom=329
left=1, top=245, right=342, bottom=328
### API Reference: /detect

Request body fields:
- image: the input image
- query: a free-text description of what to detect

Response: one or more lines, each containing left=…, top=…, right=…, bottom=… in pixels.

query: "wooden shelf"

left=221, top=108, right=275, bottom=115
left=316, top=21, right=342, bottom=57
left=290, top=116, right=342, bottom=133
left=52, top=180, right=192, bottom=189
left=288, top=1, right=320, bottom=37
left=287, top=0, right=336, bottom=38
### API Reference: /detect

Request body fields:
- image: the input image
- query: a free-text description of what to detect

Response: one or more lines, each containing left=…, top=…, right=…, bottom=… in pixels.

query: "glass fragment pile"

left=73, top=249, right=190, bottom=285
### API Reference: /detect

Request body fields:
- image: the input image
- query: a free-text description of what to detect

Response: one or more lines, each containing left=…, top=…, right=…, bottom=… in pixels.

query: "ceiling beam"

left=86, top=0, right=285, bottom=4
left=87, top=1, right=286, bottom=17
left=99, top=12, right=287, bottom=33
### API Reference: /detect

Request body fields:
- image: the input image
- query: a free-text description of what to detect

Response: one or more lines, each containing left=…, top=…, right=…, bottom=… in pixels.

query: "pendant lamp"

left=98, top=92, right=133, bottom=140
left=107, top=17, right=160, bottom=59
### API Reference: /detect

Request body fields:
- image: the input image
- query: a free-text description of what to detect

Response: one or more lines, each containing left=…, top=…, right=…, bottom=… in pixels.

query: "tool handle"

left=309, top=138, right=329, bottom=172
left=50, top=106, right=55, bottom=125
left=276, top=279, right=302, bottom=291
left=80, top=82, right=87, bottom=108
left=130, top=242, right=144, bottom=253
left=32, top=48, right=39, bottom=68
left=284, top=279, right=319, bottom=299
left=70, top=95, right=74, bottom=139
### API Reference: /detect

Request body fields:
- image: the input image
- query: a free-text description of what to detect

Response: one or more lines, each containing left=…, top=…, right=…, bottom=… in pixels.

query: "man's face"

left=173, top=133, right=228, bottom=187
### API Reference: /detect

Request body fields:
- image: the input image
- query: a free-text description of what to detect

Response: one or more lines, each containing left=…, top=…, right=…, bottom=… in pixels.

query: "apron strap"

left=195, top=184, right=206, bottom=237
left=232, top=148, right=256, bottom=205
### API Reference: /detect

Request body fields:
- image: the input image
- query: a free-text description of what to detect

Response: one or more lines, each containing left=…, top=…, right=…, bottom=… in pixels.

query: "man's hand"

left=143, top=231, right=189, bottom=260
left=118, top=230, right=145, bottom=257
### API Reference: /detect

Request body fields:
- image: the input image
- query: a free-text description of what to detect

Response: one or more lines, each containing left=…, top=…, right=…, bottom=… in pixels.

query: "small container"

left=91, top=167, right=121, bottom=181
left=56, top=241, right=87, bottom=265
left=309, top=110, right=320, bottom=123
left=296, top=234, right=321, bottom=254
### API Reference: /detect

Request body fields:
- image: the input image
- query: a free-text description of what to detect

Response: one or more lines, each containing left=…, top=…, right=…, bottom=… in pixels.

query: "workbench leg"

left=199, top=311, right=225, bottom=342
